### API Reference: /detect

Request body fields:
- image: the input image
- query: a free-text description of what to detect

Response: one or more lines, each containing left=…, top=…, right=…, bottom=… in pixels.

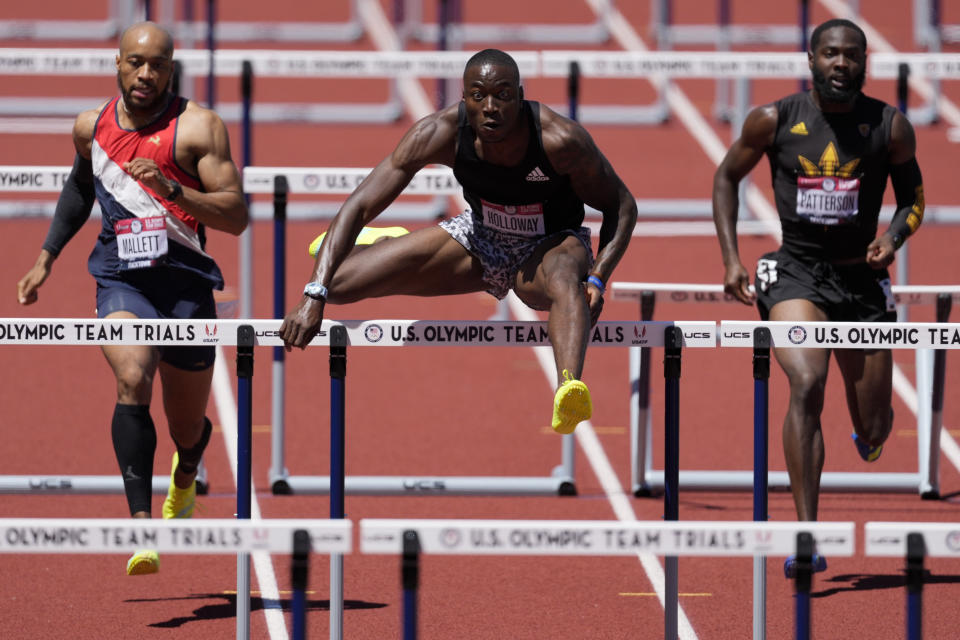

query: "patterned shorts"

left=439, top=211, right=593, bottom=300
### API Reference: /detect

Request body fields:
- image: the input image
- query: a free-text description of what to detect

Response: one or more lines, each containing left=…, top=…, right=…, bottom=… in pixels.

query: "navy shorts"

left=754, top=249, right=897, bottom=322
left=95, top=268, right=217, bottom=371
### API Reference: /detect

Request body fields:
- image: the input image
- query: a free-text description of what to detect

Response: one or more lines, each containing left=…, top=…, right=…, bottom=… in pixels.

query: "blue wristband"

left=586, top=275, right=605, bottom=295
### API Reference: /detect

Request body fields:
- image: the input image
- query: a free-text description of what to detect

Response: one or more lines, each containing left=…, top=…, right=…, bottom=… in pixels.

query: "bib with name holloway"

left=453, top=100, right=585, bottom=237
left=769, top=92, right=896, bottom=262
left=88, top=95, right=224, bottom=289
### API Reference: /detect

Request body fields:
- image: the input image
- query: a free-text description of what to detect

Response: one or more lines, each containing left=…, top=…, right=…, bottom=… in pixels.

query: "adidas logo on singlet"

left=525, top=166, right=550, bottom=182
left=789, top=122, right=809, bottom=135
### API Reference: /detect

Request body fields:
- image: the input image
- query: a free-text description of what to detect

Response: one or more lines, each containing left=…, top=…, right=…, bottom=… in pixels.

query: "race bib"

left=480, top=199, right=545, bottom=237
left=796, top=176, right=860, bottom=225
left=115, top=216, right=168, bottom=269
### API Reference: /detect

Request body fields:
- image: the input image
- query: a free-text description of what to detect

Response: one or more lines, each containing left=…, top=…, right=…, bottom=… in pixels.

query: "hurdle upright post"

left=291, top=529, right=311, bottom=640
left=270, top=176, right=291, bottom=494
left=663, top=325, right=682, bottom=640
left=906, top=532, right=926, bottom=640
left=239, top=59, right=253, bottom=320
left=752, top=327, right=771, bottom=640
left=923, top=292, right=953, bottom=499
left=235, top=324, right=255, bottom=640
left=632, top=291, right=656, bottom=496
left=329, top=324, right=348, bottom=640
left=402, top=530, right=421, bottom=640
left=794, top=531, right=814, bottom=640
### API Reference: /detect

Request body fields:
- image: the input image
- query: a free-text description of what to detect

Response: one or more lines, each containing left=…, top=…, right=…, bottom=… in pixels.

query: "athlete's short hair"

left=810, top=19, right=867, bottom=53
left=464, top=49, right=520, bottom=82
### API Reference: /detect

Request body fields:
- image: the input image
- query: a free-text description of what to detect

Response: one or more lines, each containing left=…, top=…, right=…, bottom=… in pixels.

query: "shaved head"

left=119, top=21, right=174, bottom=59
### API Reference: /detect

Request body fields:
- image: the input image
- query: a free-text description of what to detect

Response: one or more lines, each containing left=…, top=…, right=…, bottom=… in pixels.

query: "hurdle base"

left=280, top=475, right=576, bottom=496
left=0, top=475, right=175, bottom=494
left=921, top=490, right=941, bottom=501
left=634, top=470, right=924, bottom=495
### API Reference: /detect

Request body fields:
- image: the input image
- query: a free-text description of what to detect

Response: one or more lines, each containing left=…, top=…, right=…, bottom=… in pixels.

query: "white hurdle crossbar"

left=611, top=282, right=960, bottom=498
left=0, top=318, right=715, bottom=497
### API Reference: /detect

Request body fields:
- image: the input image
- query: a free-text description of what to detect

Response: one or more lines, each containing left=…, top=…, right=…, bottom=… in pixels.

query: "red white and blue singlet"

left=88, top=95, right=224, bottom=289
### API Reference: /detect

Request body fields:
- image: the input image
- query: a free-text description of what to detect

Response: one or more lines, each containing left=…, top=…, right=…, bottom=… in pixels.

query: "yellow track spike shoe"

left=162, top=452, right=196, bottom=520
left=308, top=226, right=410, bottom=256
left=126, top=549, right=159, bottom=576
left=552, top=370, right=592, bottom=435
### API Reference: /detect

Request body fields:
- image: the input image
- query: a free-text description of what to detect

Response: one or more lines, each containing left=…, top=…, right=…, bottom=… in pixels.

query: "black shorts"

left=95, top=268, right=217, bottom=371
left=754, top=249, right=897, bottom=322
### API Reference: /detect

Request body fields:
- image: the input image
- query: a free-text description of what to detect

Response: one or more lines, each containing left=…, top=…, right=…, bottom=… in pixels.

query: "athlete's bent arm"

left=279, top=107, right=459, bottom=350
left=713, top=104, right=777, bottom=304
left=866, top=111, right=922, bottom=268
left=124, top=105, right=248, bottom=236
left=548, top=117, right=637, bottom=316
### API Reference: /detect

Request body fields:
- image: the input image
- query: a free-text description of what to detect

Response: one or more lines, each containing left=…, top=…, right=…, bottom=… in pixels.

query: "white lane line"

left=211, top=346, right=289, bottom=640
left=818, top=0, right=960, bottom=477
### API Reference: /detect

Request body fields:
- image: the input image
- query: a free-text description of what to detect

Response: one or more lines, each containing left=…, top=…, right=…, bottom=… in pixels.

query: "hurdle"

left=866, top=521, right=960, bottom=640
left=612, top=282, right=960, bottom=498
left=360, top=518, right=856, bottom=640
left=260, top=318, right=714, bottom=497
left=0, top=517, right=351, bottom=640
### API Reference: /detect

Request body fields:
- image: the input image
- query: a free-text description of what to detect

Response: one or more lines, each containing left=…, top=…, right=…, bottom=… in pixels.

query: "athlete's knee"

left=786, top=369, right=827, bottom=406
left=113, top=361, right=155, bottom=402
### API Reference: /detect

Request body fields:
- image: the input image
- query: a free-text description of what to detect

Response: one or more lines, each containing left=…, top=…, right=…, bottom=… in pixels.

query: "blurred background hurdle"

left=360, top=518, right=856, bottom=640
left=612, top=282, right=960, bottom=499
left=0, top=517, right=350, bottom=640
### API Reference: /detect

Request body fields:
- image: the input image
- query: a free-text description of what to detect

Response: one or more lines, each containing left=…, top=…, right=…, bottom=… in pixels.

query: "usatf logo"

left=946, top=531, right=960, bottom=551
left=787, top=325, right=807, bottom=345
left=202, top=323, right=219, bottom=343
left=634, top=325, right=646, bottom=339
left=439, top=528, right=461, bottom=548
left=364, top=324, right=383, bottom=343
left=130, top=219, right=143, bottom=233
left=303, top=174, right=320, bottom=190
left=671, top=291, right=689, bottom=302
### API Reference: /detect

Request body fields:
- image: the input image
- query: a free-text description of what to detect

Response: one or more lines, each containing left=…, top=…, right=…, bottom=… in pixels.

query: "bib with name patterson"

left=796, top=176, right=860, bottom=225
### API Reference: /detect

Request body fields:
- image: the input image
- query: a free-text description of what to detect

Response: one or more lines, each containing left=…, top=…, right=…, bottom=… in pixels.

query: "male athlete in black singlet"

left=713, top=19, right=924, bottom=578
left=280, top=49, right=637, bottom=435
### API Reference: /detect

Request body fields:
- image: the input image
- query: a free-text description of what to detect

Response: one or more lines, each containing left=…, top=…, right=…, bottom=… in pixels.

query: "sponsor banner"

left=0, top=166, right=71, bottom=192
left=865, top=523, right=960, bottom=557
left=243, top=167, right=461, bottom=195
left=720, top=321, right=960, bottom=350
left=869, top=53, right=960, bottom=79
left=541, top=51, right=808, bottom=78
left=361, top=519, right=854, bottom=556
left=0, top=518, right=350, bottom=554
left=0, top=320, right=716, bottom=347
left=611, top=283, right=960, bottom=305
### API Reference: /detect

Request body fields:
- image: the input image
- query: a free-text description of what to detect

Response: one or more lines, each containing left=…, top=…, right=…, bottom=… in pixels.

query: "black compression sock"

left=175, top=416, right=212, bottom=475
left=111, top=404, right=157, bottom=516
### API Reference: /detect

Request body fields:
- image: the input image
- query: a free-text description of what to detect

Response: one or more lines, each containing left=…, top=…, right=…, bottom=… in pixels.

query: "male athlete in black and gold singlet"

left=712, top=19, right=924, bottom=578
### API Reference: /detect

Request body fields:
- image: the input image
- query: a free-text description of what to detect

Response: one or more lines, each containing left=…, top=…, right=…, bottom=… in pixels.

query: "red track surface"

left=1, top=2, right=960, bottom=639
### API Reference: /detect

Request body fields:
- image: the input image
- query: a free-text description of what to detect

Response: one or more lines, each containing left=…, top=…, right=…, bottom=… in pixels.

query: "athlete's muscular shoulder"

left=392, top=103, right=459, bottom=170
left=175, top=99, right=229, bottom=161
left=740, top=103, right=778, bottom=150
left=72, top=100, right=110, bottom=157
left=537, top=102, right=598, bottom=175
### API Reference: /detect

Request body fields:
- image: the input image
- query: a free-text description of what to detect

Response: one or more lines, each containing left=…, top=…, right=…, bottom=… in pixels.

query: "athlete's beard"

left=811, top=66, right=866, bottom=104
left=117, top=75, right=171, bottom=116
